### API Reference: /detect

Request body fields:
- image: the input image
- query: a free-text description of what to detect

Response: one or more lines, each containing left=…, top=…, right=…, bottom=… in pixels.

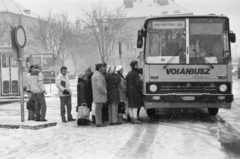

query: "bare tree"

left=80, top=1, right=127, bottom=62
left=28, top=11, right=75, bottom=66
left=70, top=28, right=99, bottom=75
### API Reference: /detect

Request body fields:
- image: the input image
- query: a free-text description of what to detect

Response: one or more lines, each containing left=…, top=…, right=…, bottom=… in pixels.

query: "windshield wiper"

left=163, top=48, right=182, bottom=69
left=204, top=58, right=214, bottom=69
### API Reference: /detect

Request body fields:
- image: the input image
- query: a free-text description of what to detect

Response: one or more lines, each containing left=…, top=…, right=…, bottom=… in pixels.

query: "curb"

left=0, top=122, right=57, bottom=130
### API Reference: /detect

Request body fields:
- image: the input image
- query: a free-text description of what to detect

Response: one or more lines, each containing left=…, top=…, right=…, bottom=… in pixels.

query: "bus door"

left=1, top=54, right=19, bottom=95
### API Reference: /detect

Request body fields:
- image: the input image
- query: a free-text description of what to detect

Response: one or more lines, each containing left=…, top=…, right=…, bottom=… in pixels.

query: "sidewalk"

left=0, top=97, right=60, bottom=130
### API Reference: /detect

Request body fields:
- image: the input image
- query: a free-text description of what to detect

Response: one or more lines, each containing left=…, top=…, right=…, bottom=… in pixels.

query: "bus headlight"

left=150, top=84, right=157, bottom=92
left=219, top=84, right=227, bottom=92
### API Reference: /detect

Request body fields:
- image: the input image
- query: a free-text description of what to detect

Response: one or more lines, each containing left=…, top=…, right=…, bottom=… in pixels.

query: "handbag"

left=118, top=101, right=125, bottom=114
left=77, top=103, right=90, bottom=119
left=26, top=95, right=35, bottom=111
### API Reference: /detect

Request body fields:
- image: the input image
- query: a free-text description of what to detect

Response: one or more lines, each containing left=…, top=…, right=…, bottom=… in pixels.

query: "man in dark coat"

left=126, top=60, right=142, bottom=124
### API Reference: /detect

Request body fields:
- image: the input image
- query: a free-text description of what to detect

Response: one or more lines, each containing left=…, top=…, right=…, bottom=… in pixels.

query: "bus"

left=136, top=14, right=236, bottom=117
left=26, top=52, right=58, bottom=83
left=0, top=46, right=21, bottom=97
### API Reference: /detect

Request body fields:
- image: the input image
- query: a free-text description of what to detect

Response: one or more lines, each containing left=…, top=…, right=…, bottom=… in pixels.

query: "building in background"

left=108, top=0, right=192, bottom=72
left=0, top=0, right=39, bottom=53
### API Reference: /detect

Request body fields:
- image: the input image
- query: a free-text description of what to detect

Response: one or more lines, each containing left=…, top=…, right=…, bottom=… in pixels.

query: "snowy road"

left=0, top=77, right=240, bottom=159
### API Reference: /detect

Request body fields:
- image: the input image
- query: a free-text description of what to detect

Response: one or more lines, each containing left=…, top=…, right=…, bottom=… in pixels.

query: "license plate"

left=183, top=96, right=195, bottom=100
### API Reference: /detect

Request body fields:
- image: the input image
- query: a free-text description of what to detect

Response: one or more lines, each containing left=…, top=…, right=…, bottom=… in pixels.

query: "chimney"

left=158, top=0, right=168, bottom=5
left=124, top=0, right=133, bottom=8
left=23, top=9, right=30, bottom=15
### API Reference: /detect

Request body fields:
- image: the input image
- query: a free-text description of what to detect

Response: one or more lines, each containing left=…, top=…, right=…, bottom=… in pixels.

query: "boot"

left=92, top=115, right=96, bottom=124
left=131, top=118, right=134, bottom=124
left=127, top=116, right=131, bottom=122
left=118, top=114, right=123, bottom=123
left=134, top=118, right=142, bottom=124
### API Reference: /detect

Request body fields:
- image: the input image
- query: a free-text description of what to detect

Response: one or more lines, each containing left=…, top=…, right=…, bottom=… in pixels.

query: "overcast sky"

left=14, top=0, right=240, bottom=46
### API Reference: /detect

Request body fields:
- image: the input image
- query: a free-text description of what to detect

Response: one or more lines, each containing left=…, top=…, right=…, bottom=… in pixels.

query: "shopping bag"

left=77, top=103, right=90, bottom=120
left=77, top=119, right=90, bottom=126
left=26, top=95, right=35, bottom=111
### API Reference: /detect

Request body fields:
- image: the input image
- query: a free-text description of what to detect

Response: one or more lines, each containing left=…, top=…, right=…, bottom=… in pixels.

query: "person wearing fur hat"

left=126, top=60, right=142, bottom=124
left=92, top=63, right=107, bottom=127
left=106, top=65, right=122, bottom=125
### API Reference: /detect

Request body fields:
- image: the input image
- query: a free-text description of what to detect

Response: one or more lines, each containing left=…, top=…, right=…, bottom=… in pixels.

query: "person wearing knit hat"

left=105, top=65, right=122, bottom=125
left=116, top=65, right=131, bottom=123
left=125, top=60, right=142, bottom=124
left=106, top=65, right=115, bottom=74
left=115, top=65, right=123, bottom=72
left=78, top=72, right=86, bottom=79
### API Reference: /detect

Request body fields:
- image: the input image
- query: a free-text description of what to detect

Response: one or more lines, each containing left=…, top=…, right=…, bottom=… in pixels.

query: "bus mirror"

left=137, top=30, right=143, bottom=48
left=26, top=57, right=29, bottom=62
left=137, top=39, right=143, bottom=48
left=229, top=32, right=236, bottom=43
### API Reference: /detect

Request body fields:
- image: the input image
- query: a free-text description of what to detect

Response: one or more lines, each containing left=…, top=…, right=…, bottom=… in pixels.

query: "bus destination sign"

left=152, top=21, right=185, bottom=29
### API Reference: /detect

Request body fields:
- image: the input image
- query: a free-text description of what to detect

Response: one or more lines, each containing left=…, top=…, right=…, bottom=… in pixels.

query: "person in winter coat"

left=56, top=66, right=76, bottom=123
left=126, top=61, right=142, bottom=124
left=30, top=64, right=47, bottom=122
left=26, top=65, right=35, bottom=120
left=106, top=65, right=121, bottom=125
left=92, top=63, right=107, bottom=127
left=77, top=72, right=88, bottom=107
left=85, top=67, right=94, bottom=110
left=115, top=65, right=129, bottom=123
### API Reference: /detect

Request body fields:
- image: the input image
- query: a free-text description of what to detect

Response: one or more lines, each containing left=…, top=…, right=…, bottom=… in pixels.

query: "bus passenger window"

left=2, top=55, right=9, bottom=68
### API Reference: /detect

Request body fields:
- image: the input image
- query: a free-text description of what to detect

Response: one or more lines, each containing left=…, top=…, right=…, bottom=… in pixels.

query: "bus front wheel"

left=147, top=108, right=156, bottom=118
left=208, top=108, right=219, bottom=116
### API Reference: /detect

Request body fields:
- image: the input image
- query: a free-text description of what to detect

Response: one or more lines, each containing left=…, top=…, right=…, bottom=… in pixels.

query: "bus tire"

left=147, top=108, right=156, bottom=118
left=208, top=108, right=219, bottom=116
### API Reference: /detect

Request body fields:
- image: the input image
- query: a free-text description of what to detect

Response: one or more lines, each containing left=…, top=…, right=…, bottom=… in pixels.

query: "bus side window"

left=2, top=55, right=9, bottom=68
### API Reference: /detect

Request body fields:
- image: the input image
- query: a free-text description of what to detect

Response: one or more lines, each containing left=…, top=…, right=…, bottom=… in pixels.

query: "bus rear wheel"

left=147, top=108, right=156, bottom=118
left=208, top=108, right=219, bottom=116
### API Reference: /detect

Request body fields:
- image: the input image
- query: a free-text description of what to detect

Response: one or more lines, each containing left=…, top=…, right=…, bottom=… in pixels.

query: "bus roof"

left=145, top=14, right=229, bottom=21
left=29, top=52, right=54, bottom=55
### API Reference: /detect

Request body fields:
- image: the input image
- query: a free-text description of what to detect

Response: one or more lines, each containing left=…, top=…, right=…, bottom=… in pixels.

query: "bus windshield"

left=145, top=18, right=230, bottom=64
left=30, top=54, right=55, bottom=67
left=43, top=54, right=55, bottom=67
left=189, top=18, right=229, bottom=64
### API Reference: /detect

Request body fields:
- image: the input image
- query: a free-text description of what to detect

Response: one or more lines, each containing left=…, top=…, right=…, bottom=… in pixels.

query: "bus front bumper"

left=144, top=94, right=233, bottom=109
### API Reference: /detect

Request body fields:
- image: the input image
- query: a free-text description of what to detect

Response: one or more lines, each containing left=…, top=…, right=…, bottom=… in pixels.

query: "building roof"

left=124, top=0, right=193, bottom=18
left=0, top=0, right=38, bottom=18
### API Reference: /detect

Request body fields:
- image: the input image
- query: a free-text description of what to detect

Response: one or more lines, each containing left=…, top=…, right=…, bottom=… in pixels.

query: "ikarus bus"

left=136, top=14, right=236, bottom=117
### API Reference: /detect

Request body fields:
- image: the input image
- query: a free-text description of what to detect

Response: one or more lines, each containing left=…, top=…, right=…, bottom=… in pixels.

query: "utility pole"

left=13, top=24, right=27, bottom=122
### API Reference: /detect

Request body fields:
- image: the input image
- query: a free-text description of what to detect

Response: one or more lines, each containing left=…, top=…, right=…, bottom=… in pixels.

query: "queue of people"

left=25, top=60, right=143, bottom=127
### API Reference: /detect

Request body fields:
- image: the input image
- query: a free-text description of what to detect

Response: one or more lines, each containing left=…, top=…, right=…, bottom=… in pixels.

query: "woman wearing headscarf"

left=126, top=60, right=142, bottom=124
left=106, top=65, right=121, bottom=125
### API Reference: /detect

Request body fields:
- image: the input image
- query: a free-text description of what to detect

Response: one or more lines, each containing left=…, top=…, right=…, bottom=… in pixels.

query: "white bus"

left=137, top=14, right=236, bottom=117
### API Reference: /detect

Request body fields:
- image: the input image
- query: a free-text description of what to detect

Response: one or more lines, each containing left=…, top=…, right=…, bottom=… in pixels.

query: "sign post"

left=14, top=25, right=27, bottom=122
